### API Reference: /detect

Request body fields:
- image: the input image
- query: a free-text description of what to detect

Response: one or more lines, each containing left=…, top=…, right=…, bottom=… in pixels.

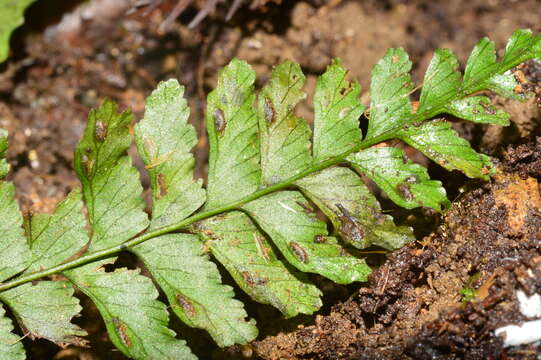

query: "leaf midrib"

left=0, top=138, right=376, bottom=292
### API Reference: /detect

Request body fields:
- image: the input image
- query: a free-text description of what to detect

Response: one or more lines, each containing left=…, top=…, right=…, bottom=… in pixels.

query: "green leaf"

left=258, top=60, right=312, bottom=184
left=462, top=37, right=498, bottom=93
left=0, top=281, right=86, bottom=345
left=501, top=29, right=541, bottom=68
left=399, top=120, right=493, bottom=179
left=465, top=41, right=524, bottom=100
left=205, top=59, right=260, bottom=209
left=463, top=30, right=541, bottom=96
left=0, top=182, right=30, bottom=282
left=365, top=48, right=413, bottom=140
left=132, top=234, right=258, bottom=347
left=194, top=211, right=323, bottom=317
left=296, top=167, right=414, bottom=250
left=135, top=80, right=205, bottom=230
left=0, top=304, right=25, bottom=360
left=0, top=129, right=9, bottom=179
left=74, top=101, right=149, bottom=252
left=417, top=48, right=461, bottom=116
left=0, top=0, right=37, bottom=63
left=24, top=189, right=89, bottom=273
left=313, top=59, right=364, bottom=161
left=444, top=96, right=510, bottom=125
left=243, top=192, right=372, bottom=284
left=65, top=260, right=196, bottom=360
left=347, top=147, right=449, bottom=211
left=416, top=48, right=511, bottom=124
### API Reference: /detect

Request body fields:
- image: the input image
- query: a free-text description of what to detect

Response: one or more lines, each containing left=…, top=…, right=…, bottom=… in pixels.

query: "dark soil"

left=1, top=0, right=541, bottom=359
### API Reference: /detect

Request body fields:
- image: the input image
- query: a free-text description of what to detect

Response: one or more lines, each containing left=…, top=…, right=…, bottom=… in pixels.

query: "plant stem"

left=0, top=136, right=387, bottom=292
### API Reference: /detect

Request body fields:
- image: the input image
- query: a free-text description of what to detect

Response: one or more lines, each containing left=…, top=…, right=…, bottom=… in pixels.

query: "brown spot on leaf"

left=242, top=271, right=267, bottom=286
left=82, top=155, right=94, bottom=176
left=397, top=183, right=414, bottom=202
left=94, top=121, right=108, bottom=142
left=112, top=317, right=131, bottom=347
left=176, top=294, right=196, bottom=316
left=213, top=108, right=226, bottom=135
left=336, top=203, right=366, bottom=247
left=289, top=242, right=309, bottom=263
left=157, top=173, right=168, bottom=198
left=314, top=235, right=327, bottom=244
left=339, top=84, right=352, bottom=96
left=263, top=97, right=275, bottom=124
left=479, top=101, right=497, bottom=115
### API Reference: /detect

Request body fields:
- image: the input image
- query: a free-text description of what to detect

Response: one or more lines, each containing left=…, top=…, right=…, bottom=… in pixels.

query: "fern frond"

left=0, top=29, right=539, bottom=359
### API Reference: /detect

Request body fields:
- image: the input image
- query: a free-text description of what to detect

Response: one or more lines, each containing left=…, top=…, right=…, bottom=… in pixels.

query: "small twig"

left=188, top=0, right=220, bottom=28
left=226, top=0, right=244, bottom=21
left=158, top=0, right=192, bottom=34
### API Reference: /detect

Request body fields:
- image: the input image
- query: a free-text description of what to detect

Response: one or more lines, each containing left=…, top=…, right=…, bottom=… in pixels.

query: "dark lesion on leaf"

left=478, top=100, right=498, bottom=115
left=396, top=183, right=414, bottom=201
left=157, top=173, right=168, bottom=198
left=313, top=235, right=327, bottom=244
left=175, top=293, right=196, bottom=317
left=112, top=317, right=132, bottom=347
left=335, top=203, right=366, bottom=247
left=242, top=271, right=267, bottom=286
left=339, top=83, right=353, bottom=96
left=263, top=97, right=275, bottom=124
left=289, top=241, right=309, bottom=263
left=94, top=121, right=108, bottom=142
left=213, top=108, right=226, bottom=135
left=81, top=154, right=94, bottom=176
